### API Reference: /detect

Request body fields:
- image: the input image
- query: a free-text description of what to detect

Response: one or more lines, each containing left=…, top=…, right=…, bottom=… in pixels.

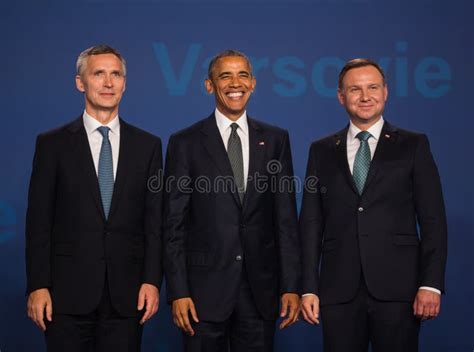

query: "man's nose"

left=229, top=75, right=241, bottom=87
left=103, top=74, right=113, bottom=87
left=360, top=88, right=370, bottom=101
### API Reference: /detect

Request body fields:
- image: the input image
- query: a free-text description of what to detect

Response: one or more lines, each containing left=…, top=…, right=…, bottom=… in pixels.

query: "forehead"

left=86, top=53, right=123, bottom=70
left=343, top=65, right=384, bottom=85
left=213, top=56, right=251, bottom=73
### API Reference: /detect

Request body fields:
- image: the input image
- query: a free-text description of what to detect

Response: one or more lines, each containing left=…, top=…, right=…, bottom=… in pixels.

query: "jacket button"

left=358, top=207, right=364, bottom=212
left=235, top=255, right=242, bottom=261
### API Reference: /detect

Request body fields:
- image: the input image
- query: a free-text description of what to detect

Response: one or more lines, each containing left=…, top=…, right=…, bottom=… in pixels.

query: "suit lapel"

left=200, top=114, right=241, bottom=208
left=334, top=126, right=359, bottom=196
left=363, top=121, right=398, bottom=191
left=242, top=117, right=265, bottom=210
left=108, top=118, right=132, bottom=220
left=68, top=117, right=105, bottom=220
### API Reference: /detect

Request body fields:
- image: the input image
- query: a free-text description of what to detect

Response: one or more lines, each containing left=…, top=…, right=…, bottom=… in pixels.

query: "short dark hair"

left=207, top=49, right=253, bottom=79
left=338, top=58, right=385, bottom=89
left=76, top=44, right=126, bottom=76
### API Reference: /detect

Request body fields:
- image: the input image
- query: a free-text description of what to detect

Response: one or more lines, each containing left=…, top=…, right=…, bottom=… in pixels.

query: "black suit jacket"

left=163, top=114, right=300, bottom=321
left=25, top=116, right=163, bottom=317
left=300, top=121, right=447, bottom=305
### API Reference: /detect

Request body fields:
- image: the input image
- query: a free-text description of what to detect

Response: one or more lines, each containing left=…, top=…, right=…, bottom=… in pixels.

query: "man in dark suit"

left=163, top=49, right=300, bottom=351
left=25, top=45, right=162, bottom=352
left=299, top=58, right=447, bottom=352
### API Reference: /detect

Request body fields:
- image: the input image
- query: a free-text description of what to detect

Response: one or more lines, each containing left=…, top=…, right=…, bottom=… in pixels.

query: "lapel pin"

left=259, top=141, right=265, bottom=145
left=385, top=134, right=391, bottom=139
left=336, top=139, right=341, bottom=146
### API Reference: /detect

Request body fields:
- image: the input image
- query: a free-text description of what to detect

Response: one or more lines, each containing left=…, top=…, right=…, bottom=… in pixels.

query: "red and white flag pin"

left=259, top=141, right=265, bottom=145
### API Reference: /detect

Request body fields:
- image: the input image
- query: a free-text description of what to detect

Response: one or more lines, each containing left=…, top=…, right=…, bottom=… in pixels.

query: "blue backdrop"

left=1, top=0, right=472, bottom=350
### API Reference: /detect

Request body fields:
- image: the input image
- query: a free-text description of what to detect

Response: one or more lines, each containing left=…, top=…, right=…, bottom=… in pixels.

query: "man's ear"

left=250, top=76, right=256, bottom=93
left=205, top=79, right=214, bottom=94
left=337, top=88, right=345, bottom=106
left=76, top=75, right=85, bottom=93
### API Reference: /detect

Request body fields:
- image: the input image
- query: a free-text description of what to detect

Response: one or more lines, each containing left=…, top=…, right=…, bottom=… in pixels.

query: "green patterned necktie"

left=353, top=130, right=372, bottom=195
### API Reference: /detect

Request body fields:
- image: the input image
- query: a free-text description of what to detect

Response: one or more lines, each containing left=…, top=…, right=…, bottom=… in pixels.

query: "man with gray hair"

left=25, top=44, right=163, bottom=352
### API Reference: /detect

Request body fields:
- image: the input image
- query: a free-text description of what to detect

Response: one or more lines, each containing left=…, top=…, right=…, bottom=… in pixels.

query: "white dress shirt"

left=215, top=108, right=249, bottom=189
left=82, top=111, right=120, bottom=180
left=303, top=116, right=440, bottom=296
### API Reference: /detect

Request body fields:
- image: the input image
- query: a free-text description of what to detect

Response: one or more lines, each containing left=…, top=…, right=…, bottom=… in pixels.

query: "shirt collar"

left=214, top=108, right=248, bottom=137
left=82, top=110, right=120, bottom=136
left=348, top=116, right=384, bottom=142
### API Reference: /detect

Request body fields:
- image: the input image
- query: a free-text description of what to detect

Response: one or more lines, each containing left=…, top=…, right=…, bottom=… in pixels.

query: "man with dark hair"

left=25, top=44, right=163, bottom=352
left=299, top=58, right=447, bottom=352
left=163, top=49, right=300, bottom=351
left=337, top=58, right=386, bottom=89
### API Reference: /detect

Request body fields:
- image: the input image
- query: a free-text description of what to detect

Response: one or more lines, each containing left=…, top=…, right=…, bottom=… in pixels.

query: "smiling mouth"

left=226, top=92, right=244, bottom=100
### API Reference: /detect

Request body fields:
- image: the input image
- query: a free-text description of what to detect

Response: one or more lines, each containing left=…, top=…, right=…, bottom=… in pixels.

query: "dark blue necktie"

left=97, top=126, right=114, bottom=219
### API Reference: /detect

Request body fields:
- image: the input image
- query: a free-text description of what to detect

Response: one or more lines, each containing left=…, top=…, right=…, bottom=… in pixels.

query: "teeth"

left=227, top=92, right=243, bottom=98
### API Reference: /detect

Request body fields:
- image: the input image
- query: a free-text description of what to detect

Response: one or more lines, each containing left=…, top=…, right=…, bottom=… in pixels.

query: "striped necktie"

left=227, top=123, right=245, bottom=204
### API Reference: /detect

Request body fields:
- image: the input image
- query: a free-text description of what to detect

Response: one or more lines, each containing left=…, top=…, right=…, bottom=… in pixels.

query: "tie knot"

left=230, top=123, right=239, bottom=133
left=97, top=126, right=110, bottom=138
left=356, top=130, right=372, bottom=142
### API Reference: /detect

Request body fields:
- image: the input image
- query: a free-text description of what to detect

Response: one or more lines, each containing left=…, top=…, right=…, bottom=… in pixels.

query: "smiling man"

left=25, top=45, right=163, bottom=352
left=163, top=49, right=300, bottom=351
left=299, top=58, right=448, bottom=352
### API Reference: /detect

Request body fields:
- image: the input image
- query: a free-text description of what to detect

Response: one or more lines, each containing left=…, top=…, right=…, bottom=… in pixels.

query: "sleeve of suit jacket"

left=274, top=131, right=301, bottom=294
left=25, top=134, right=57, bottom=293
left=413, top=134, right=448, bottom=292
left=299, top=142, right=324, bottom=296
left=163, top=134, right=192, bottom=302
left=142, top=137, right=164, bottom=288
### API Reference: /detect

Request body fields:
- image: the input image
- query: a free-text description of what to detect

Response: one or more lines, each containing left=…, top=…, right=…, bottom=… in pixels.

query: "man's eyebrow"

left=217, top=71, right=232, bottom=77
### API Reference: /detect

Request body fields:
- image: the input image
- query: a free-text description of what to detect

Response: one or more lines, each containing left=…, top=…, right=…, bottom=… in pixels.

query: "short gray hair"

left=207, top=49, right=253, bottom=79
left=76, top=44, right=126, bottom=76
